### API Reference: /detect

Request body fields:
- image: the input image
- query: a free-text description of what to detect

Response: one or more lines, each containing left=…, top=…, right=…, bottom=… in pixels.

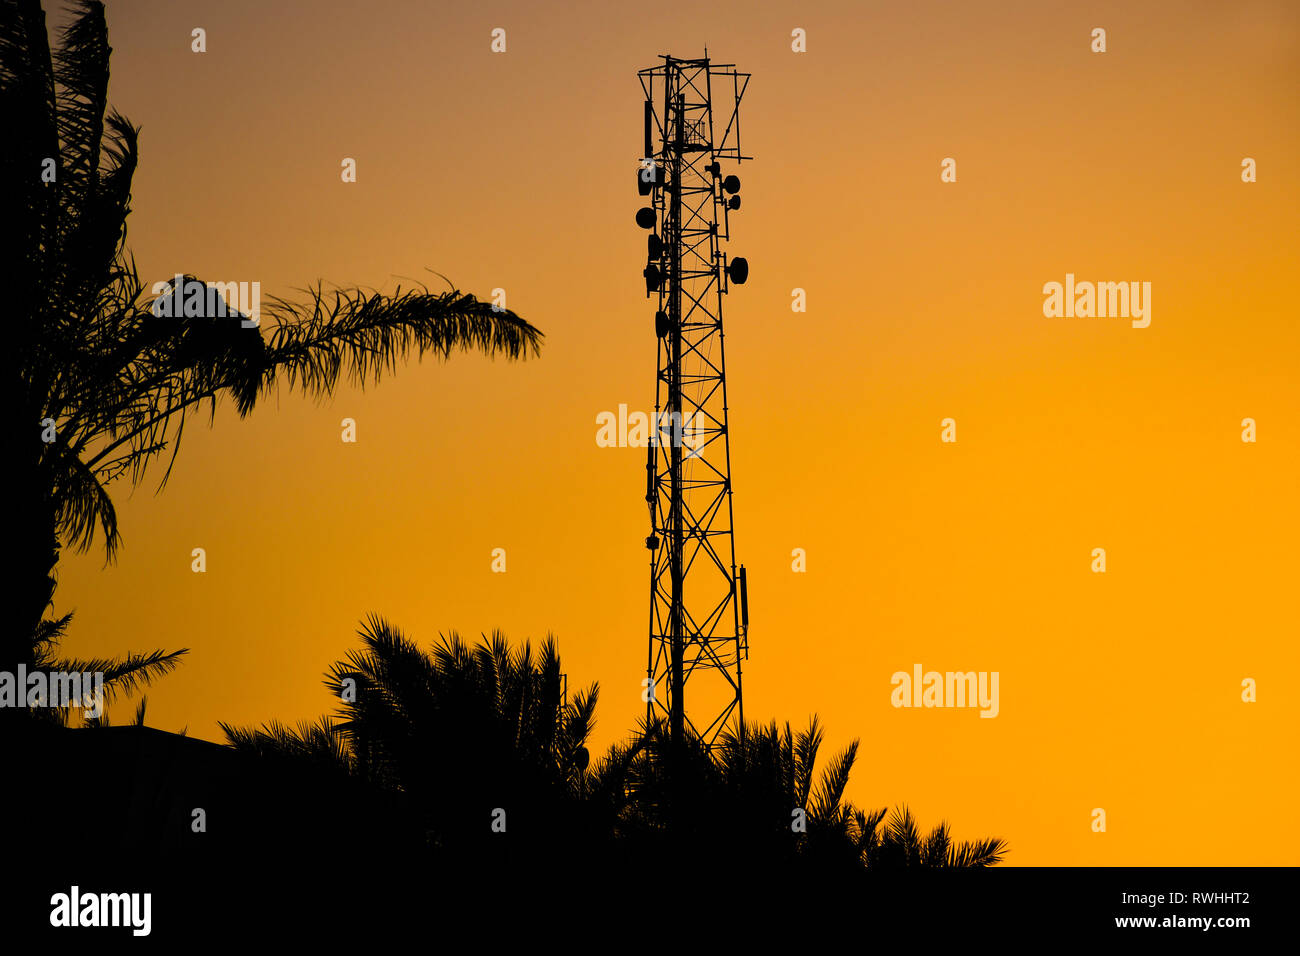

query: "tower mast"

left=636, top=54, right=751, bottom=750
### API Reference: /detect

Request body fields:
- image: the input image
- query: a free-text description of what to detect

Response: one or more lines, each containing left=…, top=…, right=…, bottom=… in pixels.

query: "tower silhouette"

left=636, top=54, right=751, bottom=749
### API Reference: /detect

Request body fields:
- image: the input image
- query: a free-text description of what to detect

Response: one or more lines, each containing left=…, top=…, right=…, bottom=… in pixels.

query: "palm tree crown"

left=1, top=0, right=542, bottom=694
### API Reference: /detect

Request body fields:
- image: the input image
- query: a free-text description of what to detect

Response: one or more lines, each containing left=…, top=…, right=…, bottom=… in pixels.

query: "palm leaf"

left=947, top=837, right=1009, bottom=868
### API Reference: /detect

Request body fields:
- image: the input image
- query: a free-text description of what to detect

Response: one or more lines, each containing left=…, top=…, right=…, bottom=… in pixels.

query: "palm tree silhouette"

left=223, top=616, right=598, bottom=868
left=224, top=621, right=1007, bottom=874
left=609, top=714, right=1007, bottom=873
left=0, top=0, right=543, bottom=689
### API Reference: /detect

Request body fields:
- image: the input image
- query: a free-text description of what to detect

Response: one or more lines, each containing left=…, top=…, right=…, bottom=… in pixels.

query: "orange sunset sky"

left=52, top=0, right=1298, bottom=865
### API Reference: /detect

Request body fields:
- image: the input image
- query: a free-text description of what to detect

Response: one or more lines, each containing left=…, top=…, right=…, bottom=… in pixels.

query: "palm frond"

left=921, top=820, right=951, bottom=866
left=221, top=716, right=352, bottom=773
left=947, top=837, right=1009, bottom=868
left=33, top=612, right=74, bottom=650
left=51, top=0, right=109, bottom=226
left=810, top=739, right=858, bottom=825
left=48, top=646, right=187, bottom=705
left=259, top=283, right=541, bottom=399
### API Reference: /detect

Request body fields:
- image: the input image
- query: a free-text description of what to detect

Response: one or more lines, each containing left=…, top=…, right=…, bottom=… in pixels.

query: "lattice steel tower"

left=636, top=54, right=751, bottom=750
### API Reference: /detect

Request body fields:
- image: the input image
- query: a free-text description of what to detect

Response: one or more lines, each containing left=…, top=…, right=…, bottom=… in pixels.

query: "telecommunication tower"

left=636, top=54, right=751, bottom=750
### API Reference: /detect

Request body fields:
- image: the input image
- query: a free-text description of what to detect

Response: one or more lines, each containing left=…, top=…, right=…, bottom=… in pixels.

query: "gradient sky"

left=52, top=0, right=1299, bottom=865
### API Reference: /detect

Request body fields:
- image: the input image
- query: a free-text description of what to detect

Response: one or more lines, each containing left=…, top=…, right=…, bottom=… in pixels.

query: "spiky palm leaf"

left=19, top=610, right=187, bottom=727
left=221, top=717, right=354, bottom=776
left=946, top=837, right=1009, bottom=868
left=855, top=803, right=1008, bottom=869
left=809, top=738, right=858, bottom=827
